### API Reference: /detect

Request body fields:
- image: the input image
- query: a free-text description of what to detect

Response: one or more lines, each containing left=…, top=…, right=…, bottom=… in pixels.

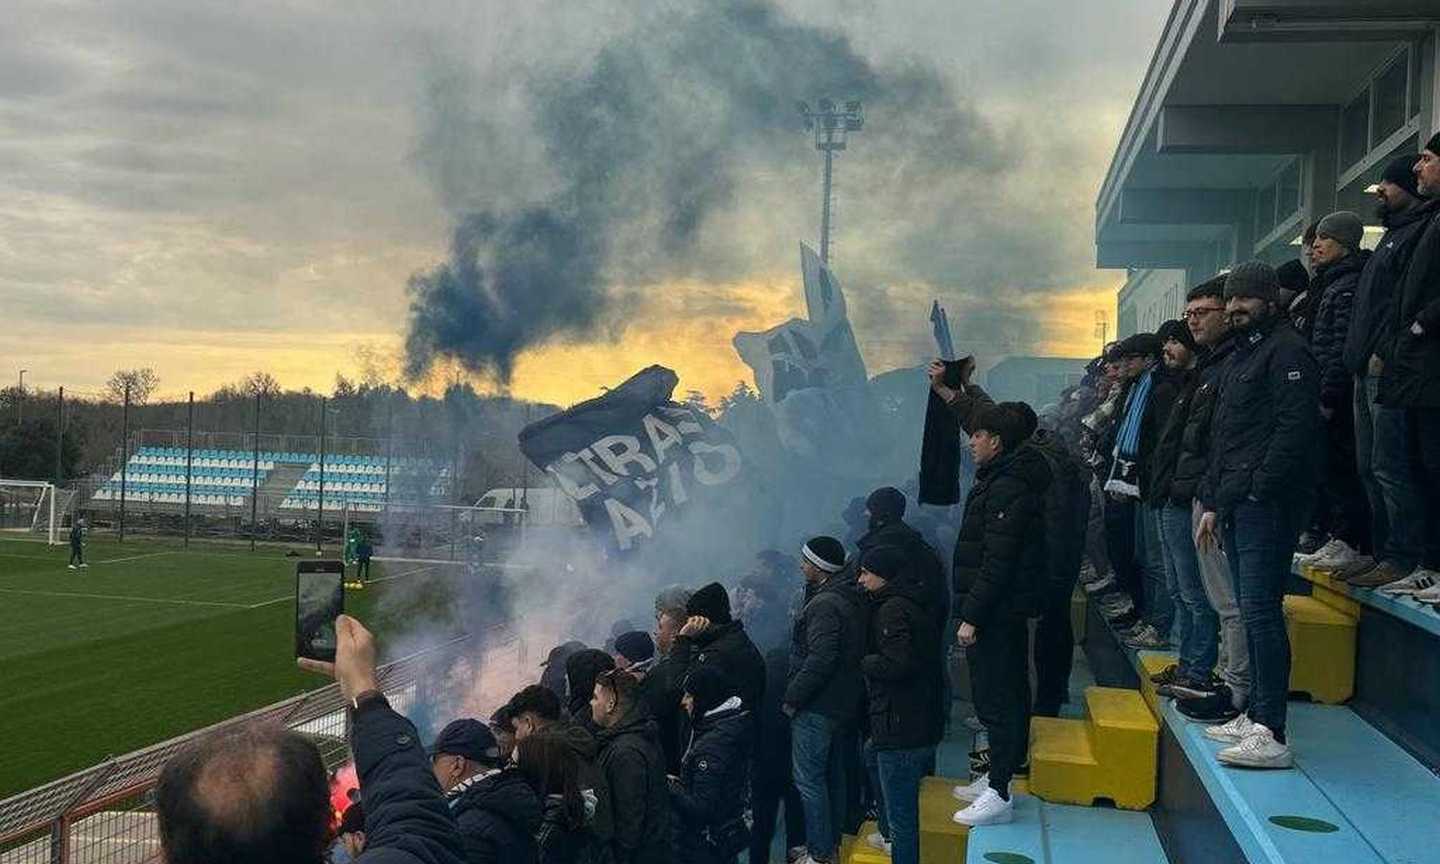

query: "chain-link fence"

left=0, top=630, right=518, bottom=864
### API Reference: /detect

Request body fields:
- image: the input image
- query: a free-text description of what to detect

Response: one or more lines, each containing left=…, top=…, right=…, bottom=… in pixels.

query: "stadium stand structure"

left=89, top=447, right=450, bottom=513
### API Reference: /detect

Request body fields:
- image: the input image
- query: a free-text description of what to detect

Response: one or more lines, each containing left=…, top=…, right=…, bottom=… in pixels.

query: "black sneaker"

left=1175, top=686, right=1240, bottom=723
left=1148, top=664, right=1180, bottom=686
left=1157, top=675, right=1218, bottom=700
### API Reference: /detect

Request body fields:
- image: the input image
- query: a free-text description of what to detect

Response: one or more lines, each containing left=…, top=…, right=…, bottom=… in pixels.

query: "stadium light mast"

left=797, top=98, right=864, bottom=265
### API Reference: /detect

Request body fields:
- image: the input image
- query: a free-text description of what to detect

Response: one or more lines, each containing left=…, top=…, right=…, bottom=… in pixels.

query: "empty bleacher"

left=89, top=447, right=449, bottom=513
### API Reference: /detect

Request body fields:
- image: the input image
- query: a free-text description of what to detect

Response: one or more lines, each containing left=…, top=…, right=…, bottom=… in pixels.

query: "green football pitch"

left=0, top=534, right=464, bottom=799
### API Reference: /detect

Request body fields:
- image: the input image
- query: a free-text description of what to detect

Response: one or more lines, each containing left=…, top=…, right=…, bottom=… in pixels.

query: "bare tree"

left=242, top=371, right=281, bottom=398
left=105, top=368, right=160, bottom=404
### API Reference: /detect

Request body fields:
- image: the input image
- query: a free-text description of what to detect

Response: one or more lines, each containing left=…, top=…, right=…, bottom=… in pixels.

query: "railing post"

left=49, top=816, right=67, bottom=864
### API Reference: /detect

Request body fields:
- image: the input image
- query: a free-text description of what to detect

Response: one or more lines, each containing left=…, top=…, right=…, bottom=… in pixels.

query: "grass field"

left=0, top=534, right=464, bottom=799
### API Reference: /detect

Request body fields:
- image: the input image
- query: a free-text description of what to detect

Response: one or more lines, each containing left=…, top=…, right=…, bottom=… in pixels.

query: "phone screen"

left=296, top=560, right=345, bottom=662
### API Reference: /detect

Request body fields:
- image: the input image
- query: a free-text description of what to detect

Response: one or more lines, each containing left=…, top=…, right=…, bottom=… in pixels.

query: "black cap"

left=1156, top=319, right=1197, bottom=353
left=429, top=719, right=501, bottom=766
left=539, top=640, right=585, bottom=668
left=613, top=631, right=655, bottom=664
left=687, top=582, right=733, bottom=624
left=865, top=487, right=907, bottom=523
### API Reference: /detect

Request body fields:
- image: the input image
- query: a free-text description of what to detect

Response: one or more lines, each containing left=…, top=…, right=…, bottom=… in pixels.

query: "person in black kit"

left=429, top=718, right=541, bottom=864
left=669, top=664, right=754, bottom=864
left=951, top=404, right=1050, bottom=827
left=67, top=516, right=87, bottom=569
left=356, top=532, right=374, bottom=584
left=590, top=669, right=673, bottom=864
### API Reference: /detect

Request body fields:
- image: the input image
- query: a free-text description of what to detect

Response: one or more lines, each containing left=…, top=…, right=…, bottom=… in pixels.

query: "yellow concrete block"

left=1134, top=651, right=1177, bottom=718
left=1083, top=687, right=1157, bottom=810
left=919, top=776, right=970, bottom=864
left=1028, top=716, right=1099, bottom=806
left=1284, top=594, right=1356, bottom=704
left=1295, top=564, right=1362, bottom=616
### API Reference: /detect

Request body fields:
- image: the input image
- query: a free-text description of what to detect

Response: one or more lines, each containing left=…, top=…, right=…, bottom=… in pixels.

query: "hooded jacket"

left=1201, top=317, right=1321, bottom=511
left=951, top=445, right=1052, bottom=627
left=670, top=699, right=752, bottom=864
left=860, top=577, right=944, bottom=751
left=671, top=621, right=766, bottom=738
left=784, top=573, right=865, bottom=719
left=448, top=768, right=542, bottom=864
left=1379, top=200, right=1440, bottom=408
left=1310, top=251, right=1370, bottom=411
left=1345, top=199, right=1438, bottom=374
left=594, top=707, right=672, bottom=864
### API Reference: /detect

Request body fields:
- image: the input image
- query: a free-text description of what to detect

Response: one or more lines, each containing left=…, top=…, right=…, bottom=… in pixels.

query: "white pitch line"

left=0, top=587, right=251, bottom=608
left=93, top=551, right=178, bottom=564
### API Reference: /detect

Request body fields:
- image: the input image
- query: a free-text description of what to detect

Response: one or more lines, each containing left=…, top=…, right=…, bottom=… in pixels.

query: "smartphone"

left=296, top=560, right=345, bottom=662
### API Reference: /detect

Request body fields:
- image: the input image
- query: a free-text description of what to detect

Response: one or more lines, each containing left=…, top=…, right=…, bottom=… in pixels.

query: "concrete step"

left=1029, top=688, right=1156, bottom=810
left=965, top=794, right=1169, bottom=864
left=1284, top=594, right=1355, bottom=704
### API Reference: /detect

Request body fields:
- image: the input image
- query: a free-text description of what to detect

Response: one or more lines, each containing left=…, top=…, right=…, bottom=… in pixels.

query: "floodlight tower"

left=798, top=98, right=864, bottom=265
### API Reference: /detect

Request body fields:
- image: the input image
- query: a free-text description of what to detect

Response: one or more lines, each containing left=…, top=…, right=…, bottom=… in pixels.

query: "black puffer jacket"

left=1201, top=318, right=1321, bottom=511
left=535, top=794, right=589, bottom=864
left=671, top=622, right=766, bottom=736
left=449, top=768, right=542, bottom=864
left=784, top=575, right=865, bottom=720
left=861, top=577, right=944, bottom=751
left=1146, top=365, right=1199, bottom=508
left=594, top=708, right=672, bottom=864
left=1379, top=203, right=1440, bottom=408
left=670, top=702, right=753, bottom=864
left=854, top=519, right=948, bottom=620
left=1164, top=335, right=1236, bottom=504
left=952, top=445, right=1052, bottom=627
left=1027, top=429, right=1090, bottom=603
left=639, top=653, right=688, bottom=775
left=1310, top=252, right=1369, bottom=412
left=352, top=700, right=466, bottom=864
left=1345, top=200, right=1438, bottom=374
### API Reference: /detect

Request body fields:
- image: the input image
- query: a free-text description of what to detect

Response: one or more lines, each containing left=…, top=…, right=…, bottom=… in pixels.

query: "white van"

left=469, top=487, right=584, bottom=527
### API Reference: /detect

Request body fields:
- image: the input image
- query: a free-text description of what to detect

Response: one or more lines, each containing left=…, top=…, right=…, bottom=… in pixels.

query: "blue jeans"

left=1158, top=505, right=1219, bottom=681
left=791, top=711, right=848, bottom=860
left=1135, top=505, right=1174, bottom=637
left=1222, top=499, right=1301, bottom=738
left=872, top=745, right=933, bottom=864
left=1354, top=374, right=1423, bottom=568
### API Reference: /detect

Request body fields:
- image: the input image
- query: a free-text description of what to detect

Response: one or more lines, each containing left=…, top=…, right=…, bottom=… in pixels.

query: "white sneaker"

left=1379, top=568, right=1439, bottom=596
left=1204, top=713, right=1255, bottom=744
left=79, top=562, right=88, bottom=568
left=67, top=564, right=76, bottom=570
left=952, top=773, right=991, bottom=802
left=1296, top=538, right=1340, bottom=565
left=785, top=847, right=808, bottom=864
left=1413, top=582, right=1440, bottom=604
left=1309, top=539, right=1361, bottom=570
left=865, top=832, right=891, bottom=854
left=952, top=787, right=1014, bottom=826
left=1217, top=724, right=1293, bottom=769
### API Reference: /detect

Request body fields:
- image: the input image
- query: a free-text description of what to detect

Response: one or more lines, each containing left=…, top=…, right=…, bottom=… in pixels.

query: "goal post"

left=0, top=479, right=58, bottom=545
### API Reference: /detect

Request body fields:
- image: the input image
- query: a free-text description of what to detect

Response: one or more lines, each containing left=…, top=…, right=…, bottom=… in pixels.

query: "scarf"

left=1103, top=367, right=1155, bottom=498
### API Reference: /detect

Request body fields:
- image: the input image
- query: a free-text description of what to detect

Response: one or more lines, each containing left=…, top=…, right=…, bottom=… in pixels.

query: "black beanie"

left=1275, top=259, right=1308, bottom=293
left=1378, top=153, right=1422, bottom=198
left=973, top=404, right=1026, bottom=453
left=683, top=663, right=738, bottom=716
left=801, top=536, right=847, bottom=573
left=1425, top=131, right=1440, bottom=157
left=565, top=649, right=615, bottom=705
left=1156, top=319, right=1197, bottom=353
left=613, top=631, right=654, bottom=664
left=686, top=581, right=733, bottom=624
left=999, top=401, right=1038, bottom=441
left=865, top=487, right=907, bottom=523
left=860, top=546, right=908, bottom=583
left=1224, top=260, right=1280, bottom=303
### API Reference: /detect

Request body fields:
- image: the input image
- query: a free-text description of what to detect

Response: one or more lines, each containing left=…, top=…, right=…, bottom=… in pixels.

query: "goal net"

left=0, top=480, right=58, bottom=545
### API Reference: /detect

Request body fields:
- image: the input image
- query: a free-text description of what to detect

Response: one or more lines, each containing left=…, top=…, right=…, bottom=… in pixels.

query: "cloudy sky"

left=2, top=0, right=1170, bottom=406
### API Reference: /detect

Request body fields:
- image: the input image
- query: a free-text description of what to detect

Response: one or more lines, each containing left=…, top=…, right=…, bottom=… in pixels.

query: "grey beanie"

left=1224, top=260, right=1280, bottom=303
left=1315, top=211, right=1364, bottom=252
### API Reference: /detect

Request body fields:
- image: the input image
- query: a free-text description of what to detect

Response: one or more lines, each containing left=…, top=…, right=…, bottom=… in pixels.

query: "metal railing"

left=0, top=631, right=513, bottom=864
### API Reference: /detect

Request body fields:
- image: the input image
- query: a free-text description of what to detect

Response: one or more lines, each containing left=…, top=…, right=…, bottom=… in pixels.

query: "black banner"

left=518, top=366, right=744, bottom=552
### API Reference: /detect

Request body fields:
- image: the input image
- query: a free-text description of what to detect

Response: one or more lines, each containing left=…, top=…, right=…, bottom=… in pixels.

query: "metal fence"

left=0, top=631, right=514, bottom=864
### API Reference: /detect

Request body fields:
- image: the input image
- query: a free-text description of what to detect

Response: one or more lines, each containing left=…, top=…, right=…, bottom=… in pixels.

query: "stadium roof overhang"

left=1096, top=0, right=1440, bottom=270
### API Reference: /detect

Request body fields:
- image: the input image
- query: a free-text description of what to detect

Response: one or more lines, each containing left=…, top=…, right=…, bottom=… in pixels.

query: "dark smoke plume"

left=404, top=0, right=1003, bottom=382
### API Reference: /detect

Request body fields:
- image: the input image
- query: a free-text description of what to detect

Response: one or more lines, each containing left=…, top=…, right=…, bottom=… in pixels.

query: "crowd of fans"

left=148, top=137, right=1440, bottom=864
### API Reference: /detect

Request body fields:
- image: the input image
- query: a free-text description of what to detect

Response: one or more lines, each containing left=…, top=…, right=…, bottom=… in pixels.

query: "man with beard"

left=1343, top=155, right=1434, bottom=592
left=1377, top=136, right=1440, bottom=601
left=1296, top=211, right=1374, bottom=577
left=1197, top=261, right=1320, bottom=769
